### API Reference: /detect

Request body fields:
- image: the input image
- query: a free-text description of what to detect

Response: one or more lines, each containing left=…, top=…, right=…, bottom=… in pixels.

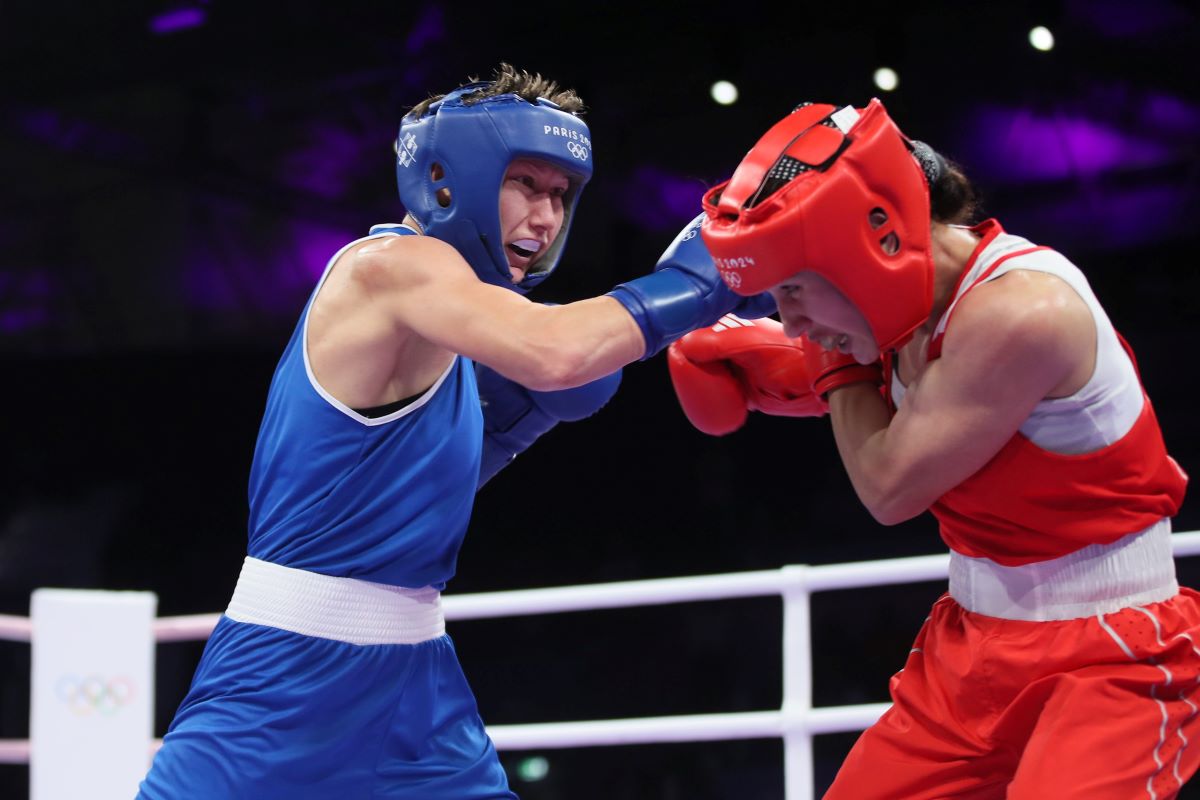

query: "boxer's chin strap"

left=400, top=213, right=425, bottom=235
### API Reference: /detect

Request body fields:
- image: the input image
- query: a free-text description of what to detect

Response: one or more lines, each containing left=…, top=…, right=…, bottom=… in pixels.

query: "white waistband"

left=225, top=557, right=445, bottom=645
left=948, top=519, right=1178, bottom=621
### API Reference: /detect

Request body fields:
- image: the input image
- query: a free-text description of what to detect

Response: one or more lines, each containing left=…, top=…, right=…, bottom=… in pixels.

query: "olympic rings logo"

left=55, top=674, right=135, bottom=716
left=566, top=141, right=589, bottom=161
left=721, top=270, right=743, bottom=289
left=681, top=217, right=703, bottom=241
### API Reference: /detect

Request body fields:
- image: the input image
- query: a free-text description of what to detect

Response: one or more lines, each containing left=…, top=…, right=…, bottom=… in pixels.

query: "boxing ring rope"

left=5, top=530, right=1200, bottom=799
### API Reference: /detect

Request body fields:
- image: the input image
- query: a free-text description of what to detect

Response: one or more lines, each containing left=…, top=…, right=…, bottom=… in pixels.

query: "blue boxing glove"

left=475, top=361, right=622, bottom=489
left=607, top=213, right=776, bottom=360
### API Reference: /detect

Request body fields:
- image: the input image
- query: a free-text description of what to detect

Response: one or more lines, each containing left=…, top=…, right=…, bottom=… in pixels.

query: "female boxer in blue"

left=136, top=63, right=773, bottom=799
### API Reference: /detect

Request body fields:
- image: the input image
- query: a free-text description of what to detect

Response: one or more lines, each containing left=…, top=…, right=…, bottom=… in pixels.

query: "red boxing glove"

left=800, top=338, right=883, bottom=398
left=667, top=315, right=827, bottom=435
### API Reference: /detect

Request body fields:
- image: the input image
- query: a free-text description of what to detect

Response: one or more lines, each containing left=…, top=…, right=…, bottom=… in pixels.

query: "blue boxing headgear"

left=395, top=82, right=594, bottom=293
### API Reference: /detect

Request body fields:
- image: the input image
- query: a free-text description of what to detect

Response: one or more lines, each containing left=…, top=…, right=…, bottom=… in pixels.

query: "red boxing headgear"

left=701, top=99, right=933, bottom=351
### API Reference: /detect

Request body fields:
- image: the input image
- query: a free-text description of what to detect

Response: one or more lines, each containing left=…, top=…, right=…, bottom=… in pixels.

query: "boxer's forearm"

left=826, top=383, right=921, bottom=525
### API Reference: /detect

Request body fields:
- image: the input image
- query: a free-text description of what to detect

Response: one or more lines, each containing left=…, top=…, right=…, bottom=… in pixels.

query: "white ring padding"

left=225, top=557, right=445, bottom=645
left=949, top=519, right=1179, bottom=621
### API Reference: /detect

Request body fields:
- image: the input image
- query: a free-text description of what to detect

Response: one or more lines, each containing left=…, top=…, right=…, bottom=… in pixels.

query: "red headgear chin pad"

left=701, top=99, right=934, bottom=352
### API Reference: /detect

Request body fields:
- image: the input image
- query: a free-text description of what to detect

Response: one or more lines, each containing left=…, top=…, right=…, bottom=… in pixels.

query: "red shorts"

left=825, top=589, right=1200, bottom=799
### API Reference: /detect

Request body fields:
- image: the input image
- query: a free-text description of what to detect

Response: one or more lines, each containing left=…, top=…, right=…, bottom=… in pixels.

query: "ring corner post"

left=30, top=588, right=158, bottom=800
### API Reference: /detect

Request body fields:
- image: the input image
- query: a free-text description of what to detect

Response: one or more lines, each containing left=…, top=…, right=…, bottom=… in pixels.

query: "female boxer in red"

left=670, top=99, right=1198, bottom=798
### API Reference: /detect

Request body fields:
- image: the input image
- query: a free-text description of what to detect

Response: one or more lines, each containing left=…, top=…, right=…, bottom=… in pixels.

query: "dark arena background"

left=2, top=1, right=1199, bottom=797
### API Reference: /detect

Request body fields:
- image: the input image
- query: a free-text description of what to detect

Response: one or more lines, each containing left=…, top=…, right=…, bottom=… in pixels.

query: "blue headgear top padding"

left=395, top=82, right=594, bottom=293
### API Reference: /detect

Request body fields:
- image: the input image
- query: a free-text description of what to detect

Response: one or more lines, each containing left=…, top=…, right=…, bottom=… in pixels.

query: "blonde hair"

left=407, top=63, right=585, bottom=119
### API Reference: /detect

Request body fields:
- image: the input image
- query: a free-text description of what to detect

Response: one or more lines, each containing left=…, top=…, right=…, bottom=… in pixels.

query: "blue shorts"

left=137, top=617, right=516, bottom=799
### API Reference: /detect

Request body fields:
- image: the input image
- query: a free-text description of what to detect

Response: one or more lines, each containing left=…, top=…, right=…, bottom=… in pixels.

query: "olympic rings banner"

left=55, top=673, right=136, bottom=717
left=31, top=589, right=156, bottom=800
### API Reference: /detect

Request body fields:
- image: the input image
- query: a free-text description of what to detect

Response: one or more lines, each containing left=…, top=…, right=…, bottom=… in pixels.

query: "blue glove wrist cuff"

left=607, top=269, right=709, bottom=360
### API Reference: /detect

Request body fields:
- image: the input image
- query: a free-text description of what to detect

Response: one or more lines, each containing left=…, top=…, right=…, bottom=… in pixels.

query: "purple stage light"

left=18, top=110, right=90, bottom=151
left=958, top=105, right=1173, bottom=184
left=1001, top=184, right=1187, bottom=252
left=619, top=166, right=711, bottom=232
left=183, top=255, right=238, bottom=312
left=1143, top=93, right=1200, bottom=137
left=277, top=124, right=369, bottom=199
left=404, top=5, right=446, bottom=54
left=946, top=97, right=1198, bottom=251
left=0, top=307, right=51, bottom=334
left=291, top=223, right=358, bottom=283
left=149, top=7, right=207, bottom=35
left=182, top=214, right=355, bottom=315
left=1065, top=0, right=1191, bottom=38
left=17, top=108, right=141, bottom=160
left=22, top=271, right=52, bottom=298
left=0, top=271, right=55, bottom=335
